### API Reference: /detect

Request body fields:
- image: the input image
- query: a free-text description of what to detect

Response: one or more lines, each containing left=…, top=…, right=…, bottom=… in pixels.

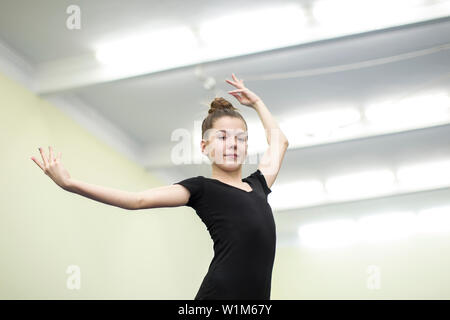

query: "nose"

left=224, top=136, right=238, bottom=146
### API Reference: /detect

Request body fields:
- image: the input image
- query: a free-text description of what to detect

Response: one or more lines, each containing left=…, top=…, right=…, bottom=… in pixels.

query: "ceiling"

left=1, top=0, right=450, bottom=246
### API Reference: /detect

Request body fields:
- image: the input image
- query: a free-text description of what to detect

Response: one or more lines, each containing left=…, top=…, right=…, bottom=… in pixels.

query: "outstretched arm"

left=66, top=178, right=140, bottom=210
left=226, top=73, right=289, bottom=189
left=31, top=146, right=140, bottom=210
left=31, top=146, right=191, bottom=210
left=66, top=181, right=190, bottom=210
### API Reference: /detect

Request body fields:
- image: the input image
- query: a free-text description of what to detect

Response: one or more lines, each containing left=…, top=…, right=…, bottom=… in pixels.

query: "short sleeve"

left=247, top=169, right=272, bottom=196
left=173, top=176, right=204, bottom=208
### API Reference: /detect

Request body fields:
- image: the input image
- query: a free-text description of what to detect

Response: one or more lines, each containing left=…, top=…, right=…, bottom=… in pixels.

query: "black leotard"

left=173, top=169, right=276, bottom=300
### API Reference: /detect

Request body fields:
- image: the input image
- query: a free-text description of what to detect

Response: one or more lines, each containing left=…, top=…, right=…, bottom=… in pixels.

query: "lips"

left=224, top=154, right=237, bottom=158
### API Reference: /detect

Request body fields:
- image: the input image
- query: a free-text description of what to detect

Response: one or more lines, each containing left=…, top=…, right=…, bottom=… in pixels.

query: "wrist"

left=251, top=100, right=264, bottom=109
left=62, top=178, right=74, bottom=191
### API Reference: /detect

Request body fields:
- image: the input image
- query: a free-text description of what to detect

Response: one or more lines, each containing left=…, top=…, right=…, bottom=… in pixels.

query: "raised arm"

left=251, top=100, right=289, bottom=189
left=226, top=73, right=289, bottom=189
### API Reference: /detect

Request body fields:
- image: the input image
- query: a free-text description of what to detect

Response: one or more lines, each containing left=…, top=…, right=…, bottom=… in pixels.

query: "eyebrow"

left=217, top=130, right=247, bottom=135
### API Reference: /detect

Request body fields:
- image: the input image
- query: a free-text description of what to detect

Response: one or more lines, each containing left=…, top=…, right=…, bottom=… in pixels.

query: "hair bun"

left=209, top=97, right=237, bottom=114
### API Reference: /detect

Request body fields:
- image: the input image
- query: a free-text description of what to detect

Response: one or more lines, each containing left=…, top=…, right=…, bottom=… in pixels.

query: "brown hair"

left=201, top=97, right=248, bottom=141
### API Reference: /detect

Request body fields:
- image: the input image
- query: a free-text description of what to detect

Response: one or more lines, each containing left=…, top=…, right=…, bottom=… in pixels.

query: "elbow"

left=280, top=132, right=289, bottom=147
left=131, top=192, right=142, bottom=210
left=270, top=139, right=289, bottom=150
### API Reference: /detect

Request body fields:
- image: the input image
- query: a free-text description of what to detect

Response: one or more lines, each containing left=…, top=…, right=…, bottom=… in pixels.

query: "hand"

left=31, top=146, right=72, bottom=190
left=225, top=73, right=262, bottom=108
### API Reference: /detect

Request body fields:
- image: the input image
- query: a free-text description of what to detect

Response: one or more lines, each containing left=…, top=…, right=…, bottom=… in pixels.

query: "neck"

left=211, top=164, right=243, bottom=183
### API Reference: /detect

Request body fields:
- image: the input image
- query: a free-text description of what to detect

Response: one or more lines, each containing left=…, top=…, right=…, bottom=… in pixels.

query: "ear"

left=201, top=139, right=207, bottom=155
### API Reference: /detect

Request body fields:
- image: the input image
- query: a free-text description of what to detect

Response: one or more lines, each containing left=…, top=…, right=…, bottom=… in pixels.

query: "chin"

left=219, top=165, right=242, bottom=172
left=215, top=160, right=243, bottom=171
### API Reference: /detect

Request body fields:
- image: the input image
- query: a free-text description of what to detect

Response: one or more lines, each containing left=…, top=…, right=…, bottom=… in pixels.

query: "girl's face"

left=201, top=116, right=248, bottom=171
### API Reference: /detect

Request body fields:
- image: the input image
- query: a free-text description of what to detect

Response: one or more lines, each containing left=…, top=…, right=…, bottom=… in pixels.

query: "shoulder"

left=172, top=176, right=205, bottom=208
left=246, top=169, right=272, bottom=196
left=174, top=175, right=204, bottom=184
left=173, top=176, right=204, bottom=192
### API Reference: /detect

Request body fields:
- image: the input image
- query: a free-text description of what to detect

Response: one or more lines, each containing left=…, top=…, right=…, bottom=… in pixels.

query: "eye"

left=218, top=136, right=226, bottom=140
left=238, top=137, right=246, bottom=142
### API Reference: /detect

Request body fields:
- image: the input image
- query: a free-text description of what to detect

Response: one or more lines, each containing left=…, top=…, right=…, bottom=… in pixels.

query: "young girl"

left=31, top=73, right=289, bottom=300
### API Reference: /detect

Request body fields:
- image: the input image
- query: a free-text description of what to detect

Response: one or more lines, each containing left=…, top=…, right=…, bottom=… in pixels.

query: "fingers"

left=226, top=79, right=241, bottom=89
left=31, top=156, right=44, bottom=171
left=229, top=92, right=242, bottom=102
left=34, top=146, right=59, bottom=172
left=39, top=147, right=48, bottom=167
left=228, top=88, right=247, bottom=93
left=226, top=73, right=245, bottom=88
left=232, top=73, right=244, bottom=84
left=225, top=79, right=236, bottom=86
left=49, top=146, right=55, bottom=162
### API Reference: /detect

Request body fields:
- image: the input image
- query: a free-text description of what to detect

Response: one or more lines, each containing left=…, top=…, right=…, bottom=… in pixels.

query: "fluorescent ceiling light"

left=265, top=91, right=450, bottom=151
left=325, top=169, right=396, bottom=201
left=280, top=107, right=362, bottom=142
left=90, top=1, right=450, bottom=80
left=298, top=219, right=359, bottom=248
left=357, top=211, right=416, bottom=244
left=311, top=0, right=447, bottom=37
left=95, top=26, right=199, bottom=71
left=270, top=157, right=450, bottom=211
left=297, top=207, right=450, bottom=249
left=269, top=180, right=325, bottom=210
left=198, top=4, right=307, bottom=58
left=364, top=91, right=450, bottom=130
left=397, top=159, right=450, bottom=191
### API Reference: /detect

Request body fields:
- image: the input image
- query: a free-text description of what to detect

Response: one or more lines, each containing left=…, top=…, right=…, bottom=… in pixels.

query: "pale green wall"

left=271, top=188, right=450, bottom=299
left=0, top=72, right=213, bottom=299
left=1, top=70, right=449, bottom=300
left=272, top=235, right=450, bottom=299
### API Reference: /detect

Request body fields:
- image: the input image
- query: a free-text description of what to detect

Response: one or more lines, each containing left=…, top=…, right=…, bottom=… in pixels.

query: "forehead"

left=213, top=117, right=247, bottom=134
